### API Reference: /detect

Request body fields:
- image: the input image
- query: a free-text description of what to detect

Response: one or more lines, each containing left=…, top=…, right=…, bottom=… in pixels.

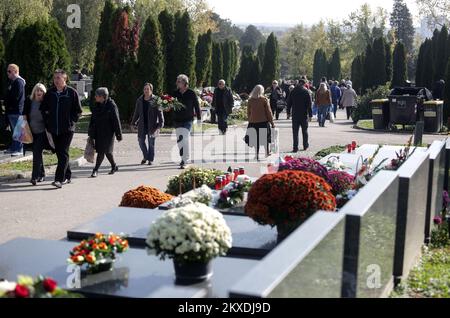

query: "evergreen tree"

left=444, top=58, right=450, bottom=124
left=372, top=37, right=388, bottom=86
left=195, top=30, right=213, bottom=87
left=234, top=46, right=254, bottom=93
left=159, top=10, right=176, bottom=93
left=211, top=41, right=223, bottom=86
left=390, top=0, right=415, bottom=53
left=385, top=42, right=393, bottom=83
left=328, top=48, right=341, bottom=81
left=257, top=42, right=265, bottom=67
left=0, top=37, right=5, bottom=100
left=435, top=25, right=449, bottom=80
left=313, top=49, right=327, bottom=87
left=423, top=39, right=435, bottom=89
left=351, top=55, right=364, bottom=95
left=240, top=25, right=264, bottom=51
left=362, top=43, right=374, bottom=91
left=261, top=33, right=280, bottom=88
left=138, top=15, right=164, bottom=95
left=173, top=11, right=196, bottom=87
left=392, top=42, right=407, bottom=88
left=431, top=29, right=440, bottom=67
left=249, top=55, right=261, bottom=91
left=114, top=56, right=140, bottom=121
left=222, top=39, right=232, bottom=86
left=230, top=41, right=239, bottom=82
left=415, top=42, right=425, bottom=87
left=7, top=19, right=71, bottom=91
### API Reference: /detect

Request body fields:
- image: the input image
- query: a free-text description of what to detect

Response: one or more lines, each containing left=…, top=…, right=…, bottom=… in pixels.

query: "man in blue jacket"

left=330, top=81, right=341, bottom=118
left=4, top=64, right=26, bottom=156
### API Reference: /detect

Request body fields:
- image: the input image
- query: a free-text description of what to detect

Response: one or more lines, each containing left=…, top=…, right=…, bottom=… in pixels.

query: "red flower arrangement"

left=278, top=157, right=332, bottom=185
left=328, top=170, right=355, bottom=195
left=157, top=95, right=186, bottom=112
left=245, top=170, right=336, bottom=229
left=0, top=275, right=81, bottom=298
left=120, top=186, right=173, bottom=209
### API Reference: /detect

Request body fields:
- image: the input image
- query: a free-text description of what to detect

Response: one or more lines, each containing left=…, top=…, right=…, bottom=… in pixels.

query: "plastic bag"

left=270, top=128, right=279, bottom=154
left=84, top=138, right=96, bottom=163
left=329, top=111, right=335, bottom=123
left=12, top=116, right=33, bottom=144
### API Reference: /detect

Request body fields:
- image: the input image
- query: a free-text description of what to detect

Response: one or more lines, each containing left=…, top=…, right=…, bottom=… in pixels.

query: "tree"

left=138, top=15, right=164, bottom=95
left=210, top=12, right=243, bottom=42
left=211, top=41, right=223, bottom=86
left=52, top=0, right=104, bottom=71
left=0, top=37, right=6, bottom=100
left=195, top=30, right=213, bottom=87
left=313, top=49, right=328, bottom=87
left=351, top=55, right=364, bottom=95
left=390, top=0, right=415, bottom=53
left=362, top=43, right=373, bottom=91
left=415, top=41, right=426, bottom=87
left=240, top=25, right=264, bottom=51
left=159, top=10, right=176, bottom=93
left=328, top=48, right=341, bottom=80
left=372, top=37, right=388, bottom=86
left=435, top=25, right=449, bottom=80
left=248, top=55, right=261, bottom=92
left=392, top=42, right=407, bottom=88
left=222, top=39, right=232, bottom=86
left=416, top=0, right=450, bottom=31
left=6, top=19, right=71, bottom=91
left=229, top=41, right=239, bottom=82
left=234, top=46, right=255, bottom=93
left=423, top=39, right=435, bottom=89
left=257, top=42, right=265, bottom=67
left=385, top=42, right=393, bottom=83
left=173, top=11, right=196, bottom=87
left=444, top=58, right=450, bottom=123
left=261, top=33, right=280, bottom=88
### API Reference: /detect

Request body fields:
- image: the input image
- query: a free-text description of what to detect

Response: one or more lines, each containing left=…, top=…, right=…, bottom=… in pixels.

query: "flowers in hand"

left=156, top=95, right=186, bottom=112
left=146, top=203, right=232, bottom=263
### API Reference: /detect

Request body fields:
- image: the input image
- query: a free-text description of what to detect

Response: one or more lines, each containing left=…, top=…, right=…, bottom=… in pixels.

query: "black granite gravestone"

left=0, top=238, right=258, bottom=298
left=67, top=208, right=277, bottom=259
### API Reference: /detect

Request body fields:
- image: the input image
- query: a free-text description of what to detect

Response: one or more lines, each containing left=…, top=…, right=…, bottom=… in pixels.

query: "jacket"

left=269, top=86, right=284, bottom=108
left=5, top=76, right=26, bottom=115
left=315, top=89, right=332, bottom=107
left=247, top=97, right=274, bottom=124
left=88, top=98, right=122, bottom=154
left=41, top=85, right=82, bottom=135
left=340, top=88, right=358, bottom=107
left=330, top=85, right=342, bottom=105
left=132, top=95, right=164, bottom=138
left=287, top=85, right=313, bottom=121
left=172, top=89, right=201, bottom=124
left=212, top=87, right=234, bottom=115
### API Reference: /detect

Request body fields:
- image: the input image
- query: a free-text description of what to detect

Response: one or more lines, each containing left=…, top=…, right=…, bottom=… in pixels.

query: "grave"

left=444, top=138, right=450, bottom=191
left=67, top=208, right=277, bottom=259
left=0, top=238, right=258, bottom=298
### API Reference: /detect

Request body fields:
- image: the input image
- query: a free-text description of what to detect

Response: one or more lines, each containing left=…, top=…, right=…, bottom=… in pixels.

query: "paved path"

left=0, top=110, right=442, bottom=245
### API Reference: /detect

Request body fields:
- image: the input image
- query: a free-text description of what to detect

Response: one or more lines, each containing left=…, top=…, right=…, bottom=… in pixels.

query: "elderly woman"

left=132, top=83, right=164, bottom=166
left=23, top=83, right=47, bottom=185
left=88, top=87, right=122, bottom=178
left=245, top=85, right=275, bottom=160
left=340, top=84, right=358, bottom=121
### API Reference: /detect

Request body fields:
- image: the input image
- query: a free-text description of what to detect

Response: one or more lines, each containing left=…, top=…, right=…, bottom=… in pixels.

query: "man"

left=173, top=74, right=201, bottom=169
left=212, top=79, right=234, bottom=135
left=41, top=69, right=82, bottom=188
left=287, top=79, right=313, bottom=152
left=4, top=64, right=26, bottom=156
left=330, top=81, right=342, bottom=117
left=269, top=80, right=284, bottom=120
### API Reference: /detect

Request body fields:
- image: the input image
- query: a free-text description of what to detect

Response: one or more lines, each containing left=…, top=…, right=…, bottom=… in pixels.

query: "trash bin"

left=423, top=100, right=444, bottom=133
left=388, top=87, right=433, bottom=126
left=371, top=99, right=390, bottom=130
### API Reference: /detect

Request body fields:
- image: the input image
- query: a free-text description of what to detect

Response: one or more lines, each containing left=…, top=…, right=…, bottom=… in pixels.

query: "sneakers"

left=91, top=170, right=98, bottom=178
left=52, top=181, right=62, bottom=189
left=109, top=165, right=119, bottom=175
left=63, top=179, right=72, bottom=185
left=11, top=152, right=23, bottom=157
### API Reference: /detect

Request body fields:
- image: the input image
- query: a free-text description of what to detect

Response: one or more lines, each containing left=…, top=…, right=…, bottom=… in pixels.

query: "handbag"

left=276, top=99, right=287, bottom=111
left=84, top=137, right=96, bottom=163
left=12, top=116, right=33, bottom=144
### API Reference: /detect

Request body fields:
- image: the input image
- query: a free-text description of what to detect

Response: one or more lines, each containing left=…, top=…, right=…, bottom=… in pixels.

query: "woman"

left=23, top=83, right=47, bottom=185
left=245, top=85, right=275, bottom=160
left=132, top=83, right=164, bottom=166
left=88, top=87, right=122, bottom=178
left=269, top=80, right=284, bottom=120
left=315, top=83, right=332, bottom=127
left=340, top=84, right=358, bottom=121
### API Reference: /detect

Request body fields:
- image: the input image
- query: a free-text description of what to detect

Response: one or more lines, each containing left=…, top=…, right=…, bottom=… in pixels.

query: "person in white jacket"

left=340, top=84, right=358, bottom=120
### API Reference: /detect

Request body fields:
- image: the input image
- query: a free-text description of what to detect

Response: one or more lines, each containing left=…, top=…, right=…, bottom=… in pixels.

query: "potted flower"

left=278, top=157, right=332, bottom=185
left=216, top=180, right=253, bottom=210
left=68, top=233, right=129, bottom=275
left=166, top=167, right=224, bottom=195
left=245, top=170, right=336, bottom=240
left=146, top=202, right=232, bottom=284
left=120, top=186, right=173, bottom=209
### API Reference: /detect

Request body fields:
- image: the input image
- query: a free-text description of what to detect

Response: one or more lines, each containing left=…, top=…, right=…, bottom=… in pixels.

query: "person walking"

left=268, top=80, right=284, bottom=120
left=287, top=79, right=312, bottom=152
left=41, top=69, right=82, bottom=189
left=315, top=83, right=332, bottom=127
left=245, top=85, right=275, bottom=161
left=89, top=88, right=122, bottom=178
left=4, top=64, right=26, bottom=157
left=132, top=83, right=164, bottom=166
left=23, top=83, right=47, bottom=185
left=340, top=84, right=358, bottom=120
left=173, top=74, right=201, bottom=169
left=212, top=79, right=234, bottom=135
left=330, top=81, right=342, bottom=118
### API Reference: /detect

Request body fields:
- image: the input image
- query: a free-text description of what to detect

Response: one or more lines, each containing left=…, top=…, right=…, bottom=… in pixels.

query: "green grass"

left=314, top=145, right=347, bottom=160
left=0, top=147, right=84, bottom=177
left=356, top=120, right=374, bottom=130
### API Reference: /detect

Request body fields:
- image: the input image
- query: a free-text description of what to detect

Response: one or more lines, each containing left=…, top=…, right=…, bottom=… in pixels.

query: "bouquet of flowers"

left=384, top=136, right=416, bottom=171
left=323, top=156, right=347, bottom=171
left=157, top=95, right=186, bottom=112
left=245, top=170, right=336, bottom=228
left=354, top=146, right=386, bottom=188
left=120, top=186, right=173, bottom=209
left=278, top=157, right=332, bottom=185
left=430, top=191, right=450, bottom=248
left=167, top=185, right=214, bottom=208
left=328, top=170, right=355, bottom=196
left=217, top=180, right=253, bottom=209
left=68, top=233, right=129, bottom=274
left=0, top=275, right=81, bottom=298
left=166, top=168, right=224, bottom=195
left=146, top=203, right=232, bottom=264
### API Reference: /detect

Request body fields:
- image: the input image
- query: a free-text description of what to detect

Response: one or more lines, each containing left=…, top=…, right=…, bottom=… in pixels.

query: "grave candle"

left=352, top=141, right=357, bottom=151
left=347, top=144, right=352, bottom=153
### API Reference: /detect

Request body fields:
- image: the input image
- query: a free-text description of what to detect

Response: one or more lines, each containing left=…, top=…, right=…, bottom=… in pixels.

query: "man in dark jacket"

left=287, top=79, right=313, bottom=152
left=41, top=69, right=82, bottom=188
left=269, top=80, right=284, bottom=120
left=212, top=79, right=234, bottom=135
left=173, top=74, right=201, bottom=169
left=4, top=64, right=26, bottom=156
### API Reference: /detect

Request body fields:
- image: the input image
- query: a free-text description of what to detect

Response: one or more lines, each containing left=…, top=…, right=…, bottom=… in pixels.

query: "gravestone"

left=229, top=212, right=346, bottom=298
left=340, top=171, right=399, bottom=298
left=445, top=138, right=450, bottom=191
left=68, top=208, right=277, bottom=259
left=0, top=238, right=258, bottom=298
left=424, top=140, right=446, bottom=244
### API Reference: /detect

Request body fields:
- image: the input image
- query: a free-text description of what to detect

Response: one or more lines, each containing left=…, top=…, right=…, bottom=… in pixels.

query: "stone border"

left=353, top=121, right=448, bottom=136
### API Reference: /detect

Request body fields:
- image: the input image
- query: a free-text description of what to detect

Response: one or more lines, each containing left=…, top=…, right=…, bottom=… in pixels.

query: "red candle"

left=239, top=167, right=245, bottom=175
left=233, top=169, right=239, bottom=181
left=225, top=173, right=231, bottom=184
left=221, top=176, right=227, bottom=188
left=347, top=144, right=352, bottom=153
left=352, top=141, right=357, bottom=151
left=215, top=177, right=222, bottom=190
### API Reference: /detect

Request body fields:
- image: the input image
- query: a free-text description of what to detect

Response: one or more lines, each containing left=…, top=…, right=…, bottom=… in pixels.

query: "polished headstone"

left=68, top=208, right=277, bottom=259
left=0, top=238, right=258, bottom=298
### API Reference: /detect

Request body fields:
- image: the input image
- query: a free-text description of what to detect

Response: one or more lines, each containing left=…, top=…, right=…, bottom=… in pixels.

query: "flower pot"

left=83, top=260, right=115, bottom=276
left=276, top=222, right=303, bottom=242
left=173, top=260, right=213, bottom=285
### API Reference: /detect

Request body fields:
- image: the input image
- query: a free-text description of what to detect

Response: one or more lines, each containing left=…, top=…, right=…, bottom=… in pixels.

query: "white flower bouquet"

left=167, top=185, right=214, bottom=208
left=146, top=203, right=232, bottom=264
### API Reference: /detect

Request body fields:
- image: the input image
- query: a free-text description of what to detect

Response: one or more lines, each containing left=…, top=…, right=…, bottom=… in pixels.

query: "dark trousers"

left=346, top=107, right=354, bottom=120
left=271, top=105, right=281, bottom=120
left=52, top=132, right=74, bottom=183
left=217, top=111, right=228, bottom=133
left=292, top=119, right=309, bottom=150
left=31, top=132, right=46, bottom=180
left=139, top=134, right=156, bottom=162
left=94, top=152, right=116, bottom=171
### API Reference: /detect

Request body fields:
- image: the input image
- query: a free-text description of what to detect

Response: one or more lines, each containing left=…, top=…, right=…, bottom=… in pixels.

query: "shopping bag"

left=270, top=128, right=279, bottom=154
left=13, top=116, right=33, bottom=144
left=329, top=111, right=335, bottom=123
left=84, top=138, right=96, bottom=163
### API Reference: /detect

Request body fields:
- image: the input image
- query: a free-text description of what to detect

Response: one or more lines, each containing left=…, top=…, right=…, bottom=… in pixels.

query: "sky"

left=206, top=0, right=420, bottom=26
